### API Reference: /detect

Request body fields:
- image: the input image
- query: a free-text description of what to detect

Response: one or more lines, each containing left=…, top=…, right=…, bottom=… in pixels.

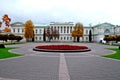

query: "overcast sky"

left=0, top=0, right=120, bottom=26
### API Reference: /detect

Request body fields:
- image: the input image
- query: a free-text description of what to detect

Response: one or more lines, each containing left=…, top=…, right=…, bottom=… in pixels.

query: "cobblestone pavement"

left=0, top=42, right=120, bottom=80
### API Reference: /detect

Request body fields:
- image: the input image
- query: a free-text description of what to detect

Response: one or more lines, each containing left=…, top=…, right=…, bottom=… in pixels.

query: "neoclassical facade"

left=93, top=23, right=120, bottom=42
left=10, top=22, right=120, bottom=42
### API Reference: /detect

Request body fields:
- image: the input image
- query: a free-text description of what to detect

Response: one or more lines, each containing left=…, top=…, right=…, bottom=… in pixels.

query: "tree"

left=32, top=31, right=35, bottom=42
left=0, top=34, right=8, bottom=43
left=8, top=34, right=15, bottom=43
left=45, top=27, right=59, bottom=42
left=89, top=30, right=92, bottom=42
left=24, top=20, right=34, bottom=42
left=15, top=36, right=23, bottom=42
left=4, top=27, right=11, bottom=32
left=116, top=35, right=120, bottom=42
left=52, top=27, right=59, bottom=40
left=43, top=28, right=46, bottom=41
left=0, top=22, right=2, bottom=28
left=71, top=23, right=84, bottom=42
left=46, top=27, right=52, bottom=42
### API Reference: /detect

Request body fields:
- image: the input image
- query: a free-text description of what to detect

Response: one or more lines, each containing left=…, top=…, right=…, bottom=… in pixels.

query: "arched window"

left=104, top=29, right=110, bottom=34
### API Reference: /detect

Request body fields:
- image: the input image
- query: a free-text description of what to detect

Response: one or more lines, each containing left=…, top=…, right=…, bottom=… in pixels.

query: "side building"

left=92, top=22, right=117, bottom=42
left=10, top=22, right=49, bottom=41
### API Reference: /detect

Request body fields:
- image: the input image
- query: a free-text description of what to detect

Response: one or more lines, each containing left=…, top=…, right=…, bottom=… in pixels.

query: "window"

left=67, top=37, right=69, bottom=40
left=35, top=29, right=37, bottom=34
left=70, top=37, right=72, bottom=40
left=86, top=30, right=88, bottom=34
left=67, top=27, right=69, bottom=33
left=82, top=37, right=84, bottom=41
left=22, top=29, right=24, bottom=33
left=58, top=26, right=59, bottom=31
left=35, top=37, right=37, bottom=40
left=61, top=37, right=62, bottom=40
left=61, top=27, right=62, bottom=33
left=39, top=29, right=41, bottom=34
left=13, top=28, right=15, bottom=32
left=70, top=26, right=72, bottom=32
left=18, top=28, right=19, bottom=33
left=39, top=37, right=41, bottom=40
left=104, top=29, right=110, bottom=33
left=64, top=37, right=66, bottom=40
left=86, top=37, right=88, bottom=41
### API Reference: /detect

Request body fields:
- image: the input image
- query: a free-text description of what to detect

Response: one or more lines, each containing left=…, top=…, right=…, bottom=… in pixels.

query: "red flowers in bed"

left=35, top=45, right=88, bottom=50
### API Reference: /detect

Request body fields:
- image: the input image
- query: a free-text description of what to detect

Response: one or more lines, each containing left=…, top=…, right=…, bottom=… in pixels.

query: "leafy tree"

left=3, top=34, right=8, bottom=42
left=71, top=23, right=84, bottom=42
left=45, top=27, right=59, bottom=42
left=89, top=30, right=92, bottom=42
left=4, top=27, right=11, bottom=32
left=24, top=20, right=34, bottom=42
left=116, top=35, right=120, bottom=42
left=8, top=34, right=15, bottom=43
left=52, top=27, right=59, bottom=40
left=0, top=34, right=8, bottom=43
left=104, top=35, right=118, bottom=43
left=15, top=36, right=23, bottom=42
left=0, top=34, right=23, bottom=44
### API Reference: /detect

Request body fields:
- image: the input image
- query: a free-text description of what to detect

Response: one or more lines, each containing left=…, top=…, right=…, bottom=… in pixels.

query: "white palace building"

left=10, top=22, right=120, bottom=42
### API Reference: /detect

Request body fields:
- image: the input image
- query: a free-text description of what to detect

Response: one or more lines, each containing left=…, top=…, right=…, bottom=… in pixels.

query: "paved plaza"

left=0, top=42, right=120, bottom=80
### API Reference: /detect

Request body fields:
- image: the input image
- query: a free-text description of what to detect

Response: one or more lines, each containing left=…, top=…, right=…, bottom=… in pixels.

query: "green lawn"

left=0, top=48, right=23, bottom=59
left=103, top=48, right=120, bottom=60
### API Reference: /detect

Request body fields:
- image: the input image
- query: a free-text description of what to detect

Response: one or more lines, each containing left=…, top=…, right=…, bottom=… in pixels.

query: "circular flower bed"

left=33, top=45, right=91, bottom=52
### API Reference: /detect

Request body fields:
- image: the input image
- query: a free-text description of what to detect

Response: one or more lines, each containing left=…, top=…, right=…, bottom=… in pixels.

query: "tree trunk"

left=77, top=37, right=80, bottom=42
left=73, top=37, right=76, bottom=42
left=26, top=38, right=29, bottom=42
left=32, top=37, right=34, bottom=42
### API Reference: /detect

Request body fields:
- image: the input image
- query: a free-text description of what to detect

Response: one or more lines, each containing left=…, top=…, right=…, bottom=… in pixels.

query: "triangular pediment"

left=94, top=22, right=115, bottom=28
left=10, top=22, right=24, bottom=27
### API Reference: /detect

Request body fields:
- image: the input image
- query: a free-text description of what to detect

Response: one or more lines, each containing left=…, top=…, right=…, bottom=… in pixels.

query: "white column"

left=69, top=26, right=70, bottom=33
left=62, top=26, right=64, bottom=34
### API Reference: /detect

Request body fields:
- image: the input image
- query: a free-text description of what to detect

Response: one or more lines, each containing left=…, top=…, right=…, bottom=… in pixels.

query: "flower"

left=35, top=45, right=88, bottom=50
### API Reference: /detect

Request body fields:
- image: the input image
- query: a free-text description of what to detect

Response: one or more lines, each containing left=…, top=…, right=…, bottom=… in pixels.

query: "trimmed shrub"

left=0, top=44, right=5, bottom=48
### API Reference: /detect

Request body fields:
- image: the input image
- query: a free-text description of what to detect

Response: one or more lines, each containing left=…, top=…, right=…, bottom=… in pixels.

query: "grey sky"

left=0, top=0, right=120, bottom=26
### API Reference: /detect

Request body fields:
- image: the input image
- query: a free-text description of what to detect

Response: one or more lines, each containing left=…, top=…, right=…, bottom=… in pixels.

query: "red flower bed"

left=35, top=45, right=89, bottom=50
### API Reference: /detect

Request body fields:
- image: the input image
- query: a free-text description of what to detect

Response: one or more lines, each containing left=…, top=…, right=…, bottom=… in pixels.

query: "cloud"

left=0, top=0, right=120, bottom=26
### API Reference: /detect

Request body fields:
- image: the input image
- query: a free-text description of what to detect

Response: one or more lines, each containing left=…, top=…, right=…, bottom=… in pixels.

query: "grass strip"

left=0, top=48, right=23, bottom=59
left=103, top=48, right=120, bottom=60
